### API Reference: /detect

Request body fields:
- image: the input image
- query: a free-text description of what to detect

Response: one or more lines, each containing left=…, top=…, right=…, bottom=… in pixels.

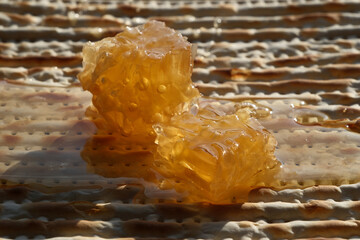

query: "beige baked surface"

left=1, top=0, right=360, bottom=239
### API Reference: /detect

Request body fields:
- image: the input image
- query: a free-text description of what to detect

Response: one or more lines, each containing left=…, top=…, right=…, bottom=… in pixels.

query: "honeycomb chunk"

left=153, top=104, right=281, bottom=203
left=78, top=20, right=200, bottom=140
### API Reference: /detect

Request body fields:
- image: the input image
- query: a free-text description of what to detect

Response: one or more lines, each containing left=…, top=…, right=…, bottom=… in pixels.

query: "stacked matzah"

left=1, top=0, right=360, bottom=239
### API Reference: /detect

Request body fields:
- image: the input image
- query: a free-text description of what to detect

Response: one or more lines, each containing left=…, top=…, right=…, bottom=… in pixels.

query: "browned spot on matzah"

left=4, top=12, right=34, bottom=25
left=301, top=201, right=333, bottom=219
left=337, top=53, right=360, bottom=63
left=117, top=4, right=140, bottom=16
left=269, top=56, right=317, bottom=67
left=3, top=135, right=21, bottom=146
left=323, top=2, right=347, bottom=12
left=246, top=69, right=288, bottom=81
left=324, top=65, right=360, bottom=78
left=283, top=13, right=340, bottom=26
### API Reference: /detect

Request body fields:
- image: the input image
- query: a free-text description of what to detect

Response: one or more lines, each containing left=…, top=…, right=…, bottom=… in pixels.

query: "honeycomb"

left=154, top=104, right=280, bottom=203
left=79, top=21, right=281, bottom=203
left=78, top=20, right=200, bottom=142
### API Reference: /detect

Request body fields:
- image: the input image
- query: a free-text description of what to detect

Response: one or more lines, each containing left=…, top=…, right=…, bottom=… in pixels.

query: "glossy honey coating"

left=154, top=105, right=281, bottom=203
left=78, top=20, right=200, bottom=140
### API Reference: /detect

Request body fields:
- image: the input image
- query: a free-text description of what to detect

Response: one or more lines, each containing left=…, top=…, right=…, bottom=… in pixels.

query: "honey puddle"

left=294, top=107, right=360, bottom=134
left=262, top=102, right=360, bottom=190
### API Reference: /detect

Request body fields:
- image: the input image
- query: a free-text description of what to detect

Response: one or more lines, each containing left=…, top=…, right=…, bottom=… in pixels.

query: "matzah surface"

left=1, top=0, right=360, bottom=239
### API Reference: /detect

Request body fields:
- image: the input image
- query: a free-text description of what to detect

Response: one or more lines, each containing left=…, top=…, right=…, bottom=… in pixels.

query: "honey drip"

left=79, top=21, right=281, bottom=204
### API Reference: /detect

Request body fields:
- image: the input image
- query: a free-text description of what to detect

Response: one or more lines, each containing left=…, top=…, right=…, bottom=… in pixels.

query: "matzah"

left=1, top=0, right=360, bottom=239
